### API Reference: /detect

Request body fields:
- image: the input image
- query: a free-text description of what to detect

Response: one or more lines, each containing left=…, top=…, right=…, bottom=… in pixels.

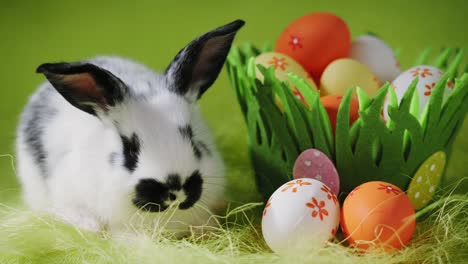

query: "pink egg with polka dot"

left=383, top=65, right=453, bottom=121
left=293, top=149, right=340, bottom=195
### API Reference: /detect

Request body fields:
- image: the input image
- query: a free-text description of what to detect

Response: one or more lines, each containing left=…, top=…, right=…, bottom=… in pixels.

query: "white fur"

left=16, top=56, right=225, bottom=233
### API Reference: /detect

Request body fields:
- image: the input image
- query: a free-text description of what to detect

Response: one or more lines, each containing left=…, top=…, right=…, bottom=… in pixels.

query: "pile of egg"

left=254, top=12, right=454, bottom=125
left=262, top=148, right=418, bottom=253
left=259, top=12, right=452, bottom=253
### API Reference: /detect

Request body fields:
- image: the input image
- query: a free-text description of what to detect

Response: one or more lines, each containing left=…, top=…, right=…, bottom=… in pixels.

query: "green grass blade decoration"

left=415, top=47, right=432, bottom=65
left=356, top=86, right=372, bottom=111
left=226, top=43, right=468, bottom=204
left=432, top=48, right=452, bottom=70
left=446, top=49, right=464, bottom=78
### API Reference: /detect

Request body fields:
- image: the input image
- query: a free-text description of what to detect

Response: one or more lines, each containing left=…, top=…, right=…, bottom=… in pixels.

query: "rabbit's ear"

left=165, top=19, right=244, bottom=100
left=37, top=62, right=128, bottom=116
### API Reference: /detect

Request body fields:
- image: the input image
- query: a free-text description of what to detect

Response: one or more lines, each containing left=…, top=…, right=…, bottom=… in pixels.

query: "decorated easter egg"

left=262, top=178, right=340, bottom=253
left=320, top=95, right=360, bottom=133
left=255, top=52, right=317, bottom=90
left=341, top=181, right=416, bottom=250
left=320, top=58, right=381, bottom=98
left=407, top=151, right=446, bottom=210
left=255, top=52, right=317, bottom=112
left=383, top=66, right=453, bottom=120
left=275, top=12, right=351, bottom=83
left=349, top=35, right=401, bottom=83
left=293, top=149, right=340, bottom=195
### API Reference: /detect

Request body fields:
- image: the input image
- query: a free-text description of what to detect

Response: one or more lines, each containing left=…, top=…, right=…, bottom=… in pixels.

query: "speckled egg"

left=407, top=151, right=446, bottom=210
left=293, top=149, right=340, bottom=195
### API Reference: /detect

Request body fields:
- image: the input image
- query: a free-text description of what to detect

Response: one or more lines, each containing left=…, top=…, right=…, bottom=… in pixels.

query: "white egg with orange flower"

left=261, top=178, right=340, bottom=253
left=383, top=65, right=454, bottom=120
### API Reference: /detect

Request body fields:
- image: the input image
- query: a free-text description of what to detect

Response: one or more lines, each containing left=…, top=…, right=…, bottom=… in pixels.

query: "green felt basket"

left=226, top=44, right=468, bottom=207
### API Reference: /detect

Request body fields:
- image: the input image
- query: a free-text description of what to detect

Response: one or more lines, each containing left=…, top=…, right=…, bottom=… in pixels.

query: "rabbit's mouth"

left=133, top=199, right=169, bottom=212
left=132, top=171, right=203, bottom=212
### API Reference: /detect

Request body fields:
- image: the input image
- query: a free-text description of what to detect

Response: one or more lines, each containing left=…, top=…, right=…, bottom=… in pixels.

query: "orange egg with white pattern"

left=341, top=181, right=416, bottom=251
left=383, top=65, right=453, bottom=120
left=262, top=178, right=340, bottom=253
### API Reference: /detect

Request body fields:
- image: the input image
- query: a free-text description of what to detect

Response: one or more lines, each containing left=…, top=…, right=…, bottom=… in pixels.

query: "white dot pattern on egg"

left=349, top=35, right=401, bottom=83
left=261, top=178, right=340, bottom=254
left=383, top=65, right=453, bottom=121
left=407, top=151, right=446, bottom=210
left=293, top=149, right=340, bottom=195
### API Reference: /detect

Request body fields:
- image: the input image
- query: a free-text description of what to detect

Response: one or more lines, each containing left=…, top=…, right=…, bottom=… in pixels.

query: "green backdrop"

left=1, top=0, right=467, bottom=205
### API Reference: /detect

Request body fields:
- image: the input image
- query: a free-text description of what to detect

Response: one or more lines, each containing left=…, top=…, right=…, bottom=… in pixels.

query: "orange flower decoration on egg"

left=267, top=56, right=288, bottom=71
left=424, top=82, right=436, bottom=96
left=306, top=197, right=329, bottom=221
left=321, top=185, right=338, bottom=205
left=281, top=179, right=312, bottom=193
left=410, top=67, right=433, bottom=78
left=378, top=184, right=401, bottom=195
left=447, top=80, right=454, bottom=90
left=263, top=198, right=272, bottom=216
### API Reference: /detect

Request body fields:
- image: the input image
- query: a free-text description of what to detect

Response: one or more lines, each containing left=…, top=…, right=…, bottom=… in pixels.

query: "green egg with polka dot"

left=407, top=151, right=446, bottom=210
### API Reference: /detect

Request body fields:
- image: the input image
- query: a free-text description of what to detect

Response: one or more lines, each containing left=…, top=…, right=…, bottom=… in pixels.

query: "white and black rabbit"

left=16, top=20, right=244, bottom=232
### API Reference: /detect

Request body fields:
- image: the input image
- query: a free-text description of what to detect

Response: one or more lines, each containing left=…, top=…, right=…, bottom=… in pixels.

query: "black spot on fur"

left=178, top=125, right=194, bottom=140
left=195, top=141, right=211, bottom=156
left=179, top=170, right=203, bottom=210
left=166, top=173, right=182, bottom=190
left=121, top=134, right=141, bottom=172
left=21, top=87, right=57, bottom=177
left=192, top=144, right=202, bottom=160
left=133, top=179, right=169, bottom=212
left=179, top=125, right=203, bottom=160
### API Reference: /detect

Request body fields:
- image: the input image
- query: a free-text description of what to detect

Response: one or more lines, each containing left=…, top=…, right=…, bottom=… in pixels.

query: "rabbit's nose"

left=169, top=193, right=177, bottom=201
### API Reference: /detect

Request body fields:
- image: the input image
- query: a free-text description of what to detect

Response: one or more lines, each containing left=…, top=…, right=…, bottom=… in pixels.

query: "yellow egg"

left=320, top=58, right=381, bottom=98
left=255, top=52, right=317, bottom=91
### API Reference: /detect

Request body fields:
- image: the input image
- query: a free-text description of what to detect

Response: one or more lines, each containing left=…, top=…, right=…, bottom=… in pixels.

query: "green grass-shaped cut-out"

left=226, top=45, right=468, bottom=206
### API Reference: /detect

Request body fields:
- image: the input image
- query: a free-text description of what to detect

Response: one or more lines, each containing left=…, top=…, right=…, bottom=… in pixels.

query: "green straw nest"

left=226, top=44, right=468, bottom=205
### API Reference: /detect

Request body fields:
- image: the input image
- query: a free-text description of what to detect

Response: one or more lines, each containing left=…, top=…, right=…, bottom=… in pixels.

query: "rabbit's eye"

left=178, top=125, right=203, bottom=160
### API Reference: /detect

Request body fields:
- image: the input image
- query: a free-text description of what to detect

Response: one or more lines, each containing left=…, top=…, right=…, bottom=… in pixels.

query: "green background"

left=1, top=0, right=467, bottom=205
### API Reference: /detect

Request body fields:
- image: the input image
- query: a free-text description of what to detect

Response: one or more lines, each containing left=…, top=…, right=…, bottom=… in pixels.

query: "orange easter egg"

left=320, top=95, right=359, bottom=134
left=341, top=181, right=416, bottom=251
left=275, top=12, right=351, bottom=83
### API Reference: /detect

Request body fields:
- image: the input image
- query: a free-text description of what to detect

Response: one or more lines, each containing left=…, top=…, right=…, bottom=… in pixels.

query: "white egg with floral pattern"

left=261, top=178, right=340, bottom=254
left=383, top=65, right=454, bottom=121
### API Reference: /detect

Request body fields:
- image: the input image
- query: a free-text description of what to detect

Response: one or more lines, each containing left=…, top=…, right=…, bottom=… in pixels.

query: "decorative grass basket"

left=226, top=44, right=467, bottom=208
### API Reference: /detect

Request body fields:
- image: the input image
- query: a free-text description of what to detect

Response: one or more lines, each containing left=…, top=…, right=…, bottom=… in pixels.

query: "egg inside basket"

left=225, top=44, right=467, bottom=209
